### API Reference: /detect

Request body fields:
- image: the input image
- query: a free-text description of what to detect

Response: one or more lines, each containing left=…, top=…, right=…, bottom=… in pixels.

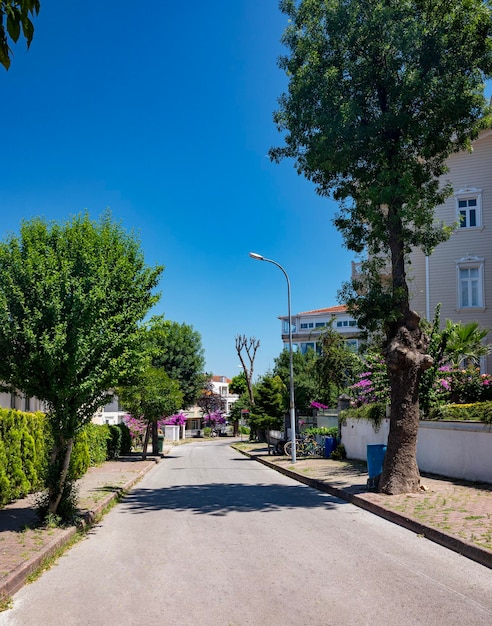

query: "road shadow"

left=120, top=481, right=349, bottom=517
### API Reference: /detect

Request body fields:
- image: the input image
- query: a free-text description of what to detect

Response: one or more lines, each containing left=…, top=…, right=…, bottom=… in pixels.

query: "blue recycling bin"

left=366, top=444, right=387, bottom=478
left=324, top=436, right=338, bottom=458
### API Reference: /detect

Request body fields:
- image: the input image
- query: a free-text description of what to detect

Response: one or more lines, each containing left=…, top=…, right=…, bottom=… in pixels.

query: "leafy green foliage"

left=248, top=374, right=286, bottom=439
left=273, top=348, right=325, bottom=413
left=315, top=323, right=362, bottom=399
left=340, top=403, right=387, bottom=431
left=0, top=408, right=48, bottom=505
left=0, top=211, right=162, bottom=516
left=0, top=0, right=39, bottom=70
left=428, top=401, right=492, bottom=423
left=229, top=371, right=248, bottom=396
left=115, top=422, right=132, bottom=455
left=271, top=0, right=492, bottom=493
left=146, top=316, right=205, bottom=408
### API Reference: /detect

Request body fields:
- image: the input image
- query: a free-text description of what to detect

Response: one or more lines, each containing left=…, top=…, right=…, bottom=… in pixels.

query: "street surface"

left=2, top=440, right=492, bottom=625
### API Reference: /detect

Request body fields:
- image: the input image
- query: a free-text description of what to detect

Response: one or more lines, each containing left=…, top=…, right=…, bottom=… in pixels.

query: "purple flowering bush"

left=350, top=352, right=390, bottom=405
left=163, top=412, right=188, bottom=426
left=434, top=366, right=492, bottom=404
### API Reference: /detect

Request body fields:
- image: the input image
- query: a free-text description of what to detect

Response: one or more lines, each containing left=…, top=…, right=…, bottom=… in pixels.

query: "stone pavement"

left=1, top=440, right=491, bottom=602
left=236, top=442, right=492, bottom=570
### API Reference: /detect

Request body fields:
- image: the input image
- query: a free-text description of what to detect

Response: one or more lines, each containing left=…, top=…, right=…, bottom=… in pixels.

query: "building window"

left=344, top=339, right=358, bottom=352
left=300, top=342, right=315, bottom=354
left=457, top=256, right=484, bottom=308
left=315, top=322, right=325, bottom=328
left=455, top=188, right=482, bottom=228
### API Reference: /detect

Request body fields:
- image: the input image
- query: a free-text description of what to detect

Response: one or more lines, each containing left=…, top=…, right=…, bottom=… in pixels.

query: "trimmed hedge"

left=0, top=408, right=132, bottom=506
left=0, top=409, right=49, bottom=505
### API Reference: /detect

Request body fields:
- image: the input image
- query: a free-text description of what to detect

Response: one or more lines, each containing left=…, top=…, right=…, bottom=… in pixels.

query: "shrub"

left=106, top=424, right=122, bottom=459
left=305, top=426, right=339, bottom=438
left=116, top=422, right=132, bottom=455
left=427, top=401, right=492, bottom=423
left=0, top=409, right=49, bottom=505
left=340, top=403, right=386, bottom=431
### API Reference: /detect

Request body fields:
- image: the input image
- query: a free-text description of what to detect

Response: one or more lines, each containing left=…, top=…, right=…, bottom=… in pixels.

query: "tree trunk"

left=379, top=311, right=432, bottom=494
left=151, top=420, right=159, bottom=455
left=141, top=423, right=151, bottom=460
left=48, top=436, right=74, bottom=514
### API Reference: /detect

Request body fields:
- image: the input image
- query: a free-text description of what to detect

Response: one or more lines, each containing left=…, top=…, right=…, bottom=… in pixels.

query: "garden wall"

left=341, top=417, right=492, bottom=483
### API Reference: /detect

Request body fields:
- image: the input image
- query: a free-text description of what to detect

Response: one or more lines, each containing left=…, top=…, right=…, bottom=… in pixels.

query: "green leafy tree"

left=249, top=373, right=286, bottom=441
left=228, top=391, right=250, bottom=436
left=0, top=0, right=39, bottom=70
left=117, top=363, right=183, bottom=459
left=315, top=324, right=362, bottom=401
left=146, top=316, right=205, bottom=408
left=271, top=0, right=492, bottom=494
left=0, top=212, right=162, bottom=518
left=273, top=347, right=327, bottom=413
left=229, top=371, right=248, bottom=396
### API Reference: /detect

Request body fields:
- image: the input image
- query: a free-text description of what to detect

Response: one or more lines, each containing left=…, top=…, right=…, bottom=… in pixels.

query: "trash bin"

left=324, top=436, right=338, bottom=458
left=157, top=435, right=164, bottom=453
left=366, top=444, right=387, bottom=489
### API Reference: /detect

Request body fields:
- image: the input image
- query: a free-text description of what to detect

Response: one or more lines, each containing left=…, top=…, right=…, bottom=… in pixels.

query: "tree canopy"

left=0, top=212, right=162, bottom=516
left=271, top=0, right=492, bottom=493
left=146, top=316, right=205, bottom=408
left=0, top=1, right=40, bottom=69
left=117, top=362, right=182, bottom=459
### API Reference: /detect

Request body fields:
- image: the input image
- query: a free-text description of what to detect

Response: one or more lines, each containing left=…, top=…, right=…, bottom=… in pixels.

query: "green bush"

left=330, top=443, right=347, bottom=460
left=0, top=409, right=49, bottom=506
left=427, top=401, right=492, bottom=423
left=116, top=422, right=132, bottom=455
left=0, top=410, right=131, bottom=506
left=107, top=424, right=122, bottom=459
left=305, top=426, right=339, bottom=438
left=340, top=402, right=386, bottom=430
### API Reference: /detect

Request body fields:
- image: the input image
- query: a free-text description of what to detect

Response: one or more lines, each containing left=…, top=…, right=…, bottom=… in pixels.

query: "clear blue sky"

left=0, top=1, right=356, bottom=380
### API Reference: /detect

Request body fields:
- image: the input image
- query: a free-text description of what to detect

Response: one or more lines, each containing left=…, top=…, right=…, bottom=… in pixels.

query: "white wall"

left=341, top=418, right=492, bottom=483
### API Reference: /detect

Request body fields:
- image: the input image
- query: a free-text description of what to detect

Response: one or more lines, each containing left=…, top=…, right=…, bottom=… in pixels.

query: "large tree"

left=273, top=347, right=326, bottom=412
left=271, top=0, right=492, bottom=493
left=0, top=0, right=40, bottom=69
left=147, top=316, right=205, bottom=408
left=117, top=362, right=183, bottom=460
left=0, top=212, right=162, bottom=517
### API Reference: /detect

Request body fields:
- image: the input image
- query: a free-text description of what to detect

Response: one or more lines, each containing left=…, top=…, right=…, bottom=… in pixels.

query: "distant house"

left=407, top=127, right=492, bottom=372
left=0, top=391, right=46, bottom=413
left=279, top=305, right=361, bottom=355
left=184, top=375, right=239, bottom=435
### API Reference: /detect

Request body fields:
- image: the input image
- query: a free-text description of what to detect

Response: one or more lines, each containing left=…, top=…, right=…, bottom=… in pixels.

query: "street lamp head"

left=249, top=252, right=264, bottom=261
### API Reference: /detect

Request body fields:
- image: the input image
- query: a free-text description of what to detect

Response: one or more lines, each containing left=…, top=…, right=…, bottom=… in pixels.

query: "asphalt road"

left=2, top=440, right=492, bottom=626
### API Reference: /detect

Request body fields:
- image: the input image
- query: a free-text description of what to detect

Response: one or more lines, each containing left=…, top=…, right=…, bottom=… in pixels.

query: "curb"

left=239, top=449, right=492, bottom=570
left=0, top=458, right=160, bottom=600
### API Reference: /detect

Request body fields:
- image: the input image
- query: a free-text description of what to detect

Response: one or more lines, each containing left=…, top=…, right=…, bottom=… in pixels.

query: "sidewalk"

left=1, top=441, right=491, bottom=602
left=0, top=450, right=169, bottom=600
left=236, top=442, right=492, bottom=570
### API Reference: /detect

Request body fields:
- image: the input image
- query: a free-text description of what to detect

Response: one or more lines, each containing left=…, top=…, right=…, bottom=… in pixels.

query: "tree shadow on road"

left=120, top=481, right=349, bottom=517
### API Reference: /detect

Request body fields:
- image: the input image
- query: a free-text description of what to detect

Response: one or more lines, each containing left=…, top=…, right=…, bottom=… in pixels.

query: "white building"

left=408, top=127, right=492, bottom=372
left=279, top=305, right=361, bottom=355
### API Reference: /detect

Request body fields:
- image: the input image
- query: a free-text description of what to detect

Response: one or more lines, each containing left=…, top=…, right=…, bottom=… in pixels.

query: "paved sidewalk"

left=1, top=441, right=491, bottom=603
left=236, top=443, right=492, bottom=570
left=0, top=451, right=168, bottom=600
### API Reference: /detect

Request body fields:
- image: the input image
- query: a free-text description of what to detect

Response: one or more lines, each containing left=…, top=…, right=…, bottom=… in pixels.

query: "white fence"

left=341, top=417, right=492, bottom=483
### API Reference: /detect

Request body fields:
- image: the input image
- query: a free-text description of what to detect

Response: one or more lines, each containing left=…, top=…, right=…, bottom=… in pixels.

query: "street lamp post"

left=249, top=252, right=296, bottom=463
